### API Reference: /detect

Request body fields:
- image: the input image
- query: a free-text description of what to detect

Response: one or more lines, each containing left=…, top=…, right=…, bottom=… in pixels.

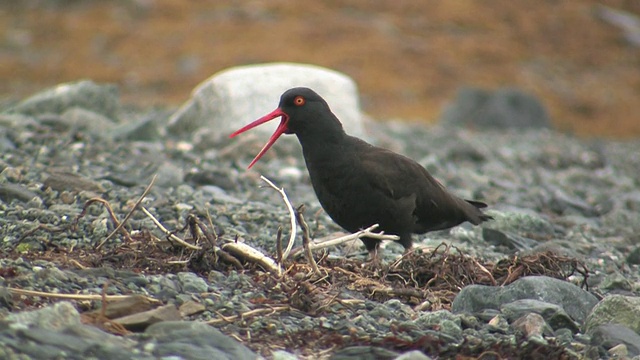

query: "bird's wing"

left=359, top=145, right=476, bottom=230
left=355, top=141, right=490, bottom=232
left=359, top=146, right=447, bottom=201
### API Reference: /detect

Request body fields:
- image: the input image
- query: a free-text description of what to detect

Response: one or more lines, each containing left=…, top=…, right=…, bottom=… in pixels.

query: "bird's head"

left=230, top=87, right=343, bottom=168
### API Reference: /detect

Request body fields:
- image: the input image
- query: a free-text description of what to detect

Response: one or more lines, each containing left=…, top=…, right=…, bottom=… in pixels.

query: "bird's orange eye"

left=294, top=96, right=305, bottom=106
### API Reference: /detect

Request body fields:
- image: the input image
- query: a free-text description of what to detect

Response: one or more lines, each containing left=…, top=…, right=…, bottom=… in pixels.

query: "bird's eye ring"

left=294, top=96, right=306, bottom=106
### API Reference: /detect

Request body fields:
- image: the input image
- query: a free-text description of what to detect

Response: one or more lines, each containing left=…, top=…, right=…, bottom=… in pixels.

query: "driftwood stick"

left=222, top=242, right=282, bottom=276
left=8, top=287, right=160, bottom=303
left=206, top=305, right=290, bottom=325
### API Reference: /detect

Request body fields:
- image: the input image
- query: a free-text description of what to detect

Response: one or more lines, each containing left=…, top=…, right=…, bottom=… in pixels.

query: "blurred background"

left=1, top=0, right=639, bottom=138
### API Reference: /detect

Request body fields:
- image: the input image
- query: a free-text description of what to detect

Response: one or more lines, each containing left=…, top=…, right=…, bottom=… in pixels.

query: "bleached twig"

left=8, top=287, right=160, bottom=303
left=141, top=206, right=202, bottom=250
left=206, top=305, right=290, bottom=325
left=260, top=176, right=297, bottom=260
left=312, top=224, right=399, bottom=250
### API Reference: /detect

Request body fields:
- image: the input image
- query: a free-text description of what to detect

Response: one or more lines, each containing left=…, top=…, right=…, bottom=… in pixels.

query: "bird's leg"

left=368, top=247, right=380, bottom=264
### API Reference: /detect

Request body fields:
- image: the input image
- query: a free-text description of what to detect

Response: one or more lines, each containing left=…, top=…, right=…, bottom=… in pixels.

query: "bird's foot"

left=367, top=248, right=380, bottom=264
left=401, top=246, right=417, bottom=259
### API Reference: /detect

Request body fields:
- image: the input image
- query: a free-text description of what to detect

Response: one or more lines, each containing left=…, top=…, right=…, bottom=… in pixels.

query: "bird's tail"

left=464, top=199, right=494, bottom=223
left=466, top=199, right=488, bottom=209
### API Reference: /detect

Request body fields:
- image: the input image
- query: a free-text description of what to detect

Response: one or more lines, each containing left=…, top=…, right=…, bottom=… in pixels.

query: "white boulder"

left=167, top=63, right=364, bottom=140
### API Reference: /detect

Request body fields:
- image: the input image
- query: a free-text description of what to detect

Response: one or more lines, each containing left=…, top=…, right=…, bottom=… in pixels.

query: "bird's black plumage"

left=230, top=87, right=492, bottom=258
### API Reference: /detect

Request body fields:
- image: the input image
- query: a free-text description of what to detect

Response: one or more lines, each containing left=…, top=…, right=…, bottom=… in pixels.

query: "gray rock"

left=144, top=321, right=260, bottom=360
left=500, top=299, right=579, bottom=332
left=554, top=327, right=575, bottom=346
left=0, top=183, right=40, bottom=203
left=6, top=301, right=81, bottom=330
left=0, top=130, right=16, bottom=152
left=487, top=314, right=510, bottom=333
left=511, top=313, right=553, bottom=338
left=114, top=304, right=181, bottom=330
left=26, top=323, right=136, bottom=352
left=154, top=161, right=185, bottom=189
left=482, top=228, right=538, bottom=251
left=9, top=80, right=120, bottom=120
left=43, top=171, right=105, bottom=193
left=525, top=240, right=581, bottom=259
left=369, top=299, right=414, bottom=321
left=481, top=210, right=555, bottom=237
left=413, top=310, right=463, bottom=342
left=598, top=272, right=633, bottom=292
left=451, top=276, right=598, bottom=324
left=107, top=111, right=163, bottom=141
left=272, top=350, right=300, bottom=360
left=440, top=87, right=551, bottom=129
left=584, top=294, right=640, bottom=334
left=0, top=286, right=13, bottom=309
left=414, top=310, right=461, bottom=327
left=60, top=107, right=117, bottom=135
left=177, top=272, right=209, bottom=294
left=329, top=346, right=399, bottom=360
left=167, top=63, right=364, bottom=140
left=589, top=323, right=640, bottom=357
left=627, top=246, right=640, bottom=265
left=394, top=350, right=434, bottom=360
left=201, top=185, right=243, bottom=204
left=541, top=183, right=600, bottom=217
left=153, top=275, right=181, bottom=300
left=35, top=266, right=73, bottom=287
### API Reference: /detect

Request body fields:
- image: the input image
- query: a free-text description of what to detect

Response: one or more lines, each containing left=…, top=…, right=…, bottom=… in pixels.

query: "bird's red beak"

left=229, top=108, right=290, bottom=169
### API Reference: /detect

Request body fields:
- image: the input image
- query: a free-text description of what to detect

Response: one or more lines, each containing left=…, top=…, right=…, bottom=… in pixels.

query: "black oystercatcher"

left=230, top=87, right=492, bottom=260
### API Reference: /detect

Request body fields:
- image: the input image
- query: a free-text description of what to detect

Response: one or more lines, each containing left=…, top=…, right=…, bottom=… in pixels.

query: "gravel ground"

left=1, top=84, right=640, bottom=359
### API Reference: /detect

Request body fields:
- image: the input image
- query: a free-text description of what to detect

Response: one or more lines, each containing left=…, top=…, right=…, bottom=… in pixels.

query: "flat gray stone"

left=329, top=346, right=399, bottom=360
left=167, top=63, right=364, bottom=140
left=500, top=299, right=579, bottom=332
left=9, top=80, right=120, bottom=120
left=144, top=321, right=260, bottom=360
left=451, top=276, right=598, bottom=324
left=43, top=171, right=105, bottom=193
left=0, top=183, right=40, bottom=203
left=6, top=301, right=81, bottom=330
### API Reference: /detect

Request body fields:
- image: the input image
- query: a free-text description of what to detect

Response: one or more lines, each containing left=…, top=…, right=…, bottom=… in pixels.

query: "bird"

left=230, top=87, right=492, bottom=261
